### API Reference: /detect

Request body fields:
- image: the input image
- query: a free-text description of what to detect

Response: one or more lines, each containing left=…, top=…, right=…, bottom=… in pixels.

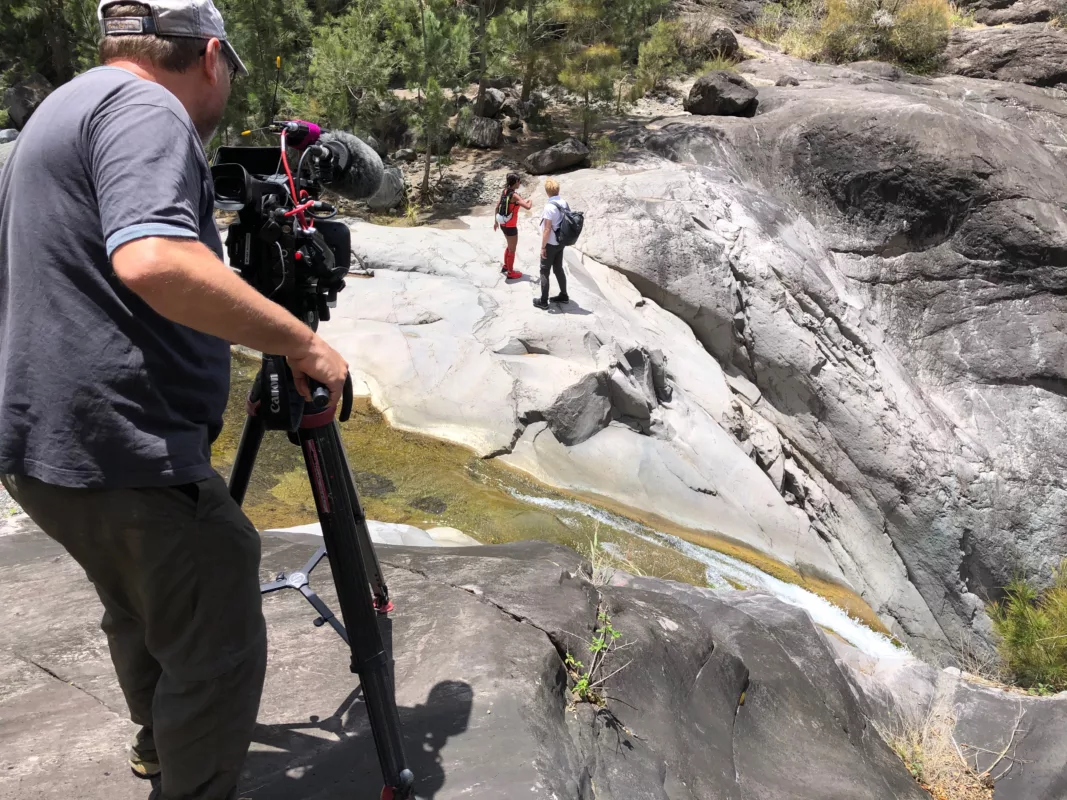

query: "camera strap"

left=259, top=354, right=305, bottom=431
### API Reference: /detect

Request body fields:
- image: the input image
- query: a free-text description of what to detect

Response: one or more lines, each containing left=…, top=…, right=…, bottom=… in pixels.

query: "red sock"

left=505, top=249, right=515, bottom=270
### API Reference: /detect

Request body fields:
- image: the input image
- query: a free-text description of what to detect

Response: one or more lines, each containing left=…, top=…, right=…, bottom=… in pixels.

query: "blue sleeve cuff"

left=106, top=223, right=198, bottom=257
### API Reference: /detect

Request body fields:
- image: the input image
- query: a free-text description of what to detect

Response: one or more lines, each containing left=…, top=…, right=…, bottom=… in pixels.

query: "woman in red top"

left=493, top=172, right=533, bottom=280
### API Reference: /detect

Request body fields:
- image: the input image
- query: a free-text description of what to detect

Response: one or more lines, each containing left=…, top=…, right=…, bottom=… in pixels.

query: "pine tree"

left=215, top=0, right=311, bottom=136
left=558, top=42, right=619, bottom=144
left=412, top=0, right=471, bottom=199
left=309, top=1, right=396, bottom=129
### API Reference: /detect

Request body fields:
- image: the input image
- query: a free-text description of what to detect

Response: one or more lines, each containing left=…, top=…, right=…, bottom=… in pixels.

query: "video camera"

left=211, top=121, right=383, bottom=330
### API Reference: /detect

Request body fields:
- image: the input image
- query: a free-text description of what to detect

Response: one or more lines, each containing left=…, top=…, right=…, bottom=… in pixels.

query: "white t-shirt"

left=540, top=197, right=569, bottom=246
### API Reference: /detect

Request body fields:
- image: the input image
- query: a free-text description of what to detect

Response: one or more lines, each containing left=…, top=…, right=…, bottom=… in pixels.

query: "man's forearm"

left=112, top=237, right=315, bottom=357
left=541, top=224, right=551, bottom=250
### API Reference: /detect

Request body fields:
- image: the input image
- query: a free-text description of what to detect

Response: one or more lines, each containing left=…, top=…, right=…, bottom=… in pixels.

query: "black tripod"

left=227, top=354, right=415, bottom=800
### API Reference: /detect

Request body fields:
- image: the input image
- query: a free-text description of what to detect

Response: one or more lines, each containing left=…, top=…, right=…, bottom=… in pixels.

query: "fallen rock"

left=478, top=87, right=506, bottom=118
left=392, top=148, right=417, bottom=163
left=3, top=73, right=53, bottom=130
left=544, top=372, right=613, bottom=446
left=456, top=114, right=502, bottom=149
left=679, top=23, right=741, bottom=64
left=0, top=129, right=16, bottom=144
left=362, top=133, right=386, bottom=156
left=523, top=137, right=590, bottom=175
left=957, top=0, right=1060, bottom=23
left=849, top=60, right=907, bottom=81
left=945, top=24, right=1067, bottom=87
left=365, top=166, right=405, bottom=211
left=684, top=70, right=758, bottom=116
left=775, top=74, right=800, bottom=86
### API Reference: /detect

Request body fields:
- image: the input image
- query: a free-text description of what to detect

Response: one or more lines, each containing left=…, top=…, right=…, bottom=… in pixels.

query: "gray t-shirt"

left=0, top=66, right=230, bottom=488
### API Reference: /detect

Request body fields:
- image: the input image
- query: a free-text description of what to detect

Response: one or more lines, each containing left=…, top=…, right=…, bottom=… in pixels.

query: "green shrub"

left=0, top=108, right=9, bottom=129
left=591, top=135, right=618, bottom=166
left=990, top=560, right=1067, bottom=692
left=748, top=0, right=951, bottom=69
left=821, top=0, right=951, bottom=70
left=636, top=19, right=680, bottom=94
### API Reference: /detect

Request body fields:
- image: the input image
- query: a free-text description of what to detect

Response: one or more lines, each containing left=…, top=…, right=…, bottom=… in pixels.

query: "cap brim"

left=220, top=39, right=248, bottom=77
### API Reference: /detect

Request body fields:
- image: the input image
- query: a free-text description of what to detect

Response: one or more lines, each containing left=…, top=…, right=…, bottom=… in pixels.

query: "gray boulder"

left=478, top=87, right=506, bottom=118
left=684, top=71, right=758, bottom=116
left=945, top=24, right=1067, bottom=87
left=775, top=74, right=800, bottom=87
left=457, top=114, right=502, bottom=149
left=4, top=522, right=957, bottom=800
left=0, top=141, right=14, bottom=171
left=956, top=0, right=1060, bottom=23
left=365, top=166, right=405, bottom=211
left=361, top=133, right=386, bottom=156
left=3, top=73, right=53, bottom=130
left=392, top=148, right=417, bottom=164
left=0, top=129, right=16, bottom=144
left=543, top=373, right=612, bottom=446
left=523, top=137, right=590, bottom=175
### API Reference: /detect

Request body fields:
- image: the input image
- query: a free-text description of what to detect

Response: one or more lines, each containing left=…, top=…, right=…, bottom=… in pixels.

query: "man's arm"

left=112, top=237, right=348, bottom=404
left=540, top=215, right=552, bottom=257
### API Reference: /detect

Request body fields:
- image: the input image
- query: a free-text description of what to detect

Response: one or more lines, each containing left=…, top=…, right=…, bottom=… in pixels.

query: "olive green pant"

left=3, top=473, right=267, bottom=800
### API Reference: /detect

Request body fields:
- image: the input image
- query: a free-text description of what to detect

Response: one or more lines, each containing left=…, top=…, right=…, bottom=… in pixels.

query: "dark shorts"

left=500, top=226, right=518, bottom=237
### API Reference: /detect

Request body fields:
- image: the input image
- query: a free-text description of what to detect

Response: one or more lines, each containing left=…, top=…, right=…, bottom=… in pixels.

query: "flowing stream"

left=219, top=353, right=902, bottom=659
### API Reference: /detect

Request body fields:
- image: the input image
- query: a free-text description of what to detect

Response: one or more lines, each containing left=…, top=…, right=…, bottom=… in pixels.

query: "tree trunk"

left=419, top=0, right=431, bottom=201
left=520, top=0, right=535, bottom=102
left=582, top=90, right=590, bottom=144
left=421, top=144, right=432, bottom=200
left=474, top=0, right=488, bottom=115
left=45, top=0, right=74, bottom=84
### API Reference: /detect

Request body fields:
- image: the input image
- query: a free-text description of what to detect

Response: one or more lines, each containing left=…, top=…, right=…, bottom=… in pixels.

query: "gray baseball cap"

left=97, top=0, right=248, bottom=77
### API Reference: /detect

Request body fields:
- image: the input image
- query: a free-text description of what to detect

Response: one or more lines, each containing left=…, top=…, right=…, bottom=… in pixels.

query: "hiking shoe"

left=532, top=298, right=550, bottom=310
left=500, top=266, right=509, bottom=274
left=505, top=270, right=523, bottom=280
left=129, top=728, right=160, bottom=780
left=550, top=294, right=570, bottom=303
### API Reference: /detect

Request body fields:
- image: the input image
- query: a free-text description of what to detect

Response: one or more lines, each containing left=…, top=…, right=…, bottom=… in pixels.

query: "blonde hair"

left=544, top=178, right=560, bottom=197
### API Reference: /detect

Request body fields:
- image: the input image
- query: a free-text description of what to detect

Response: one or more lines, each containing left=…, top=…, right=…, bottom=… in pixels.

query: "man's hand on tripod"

left=289, top=334, right=349, bottom=409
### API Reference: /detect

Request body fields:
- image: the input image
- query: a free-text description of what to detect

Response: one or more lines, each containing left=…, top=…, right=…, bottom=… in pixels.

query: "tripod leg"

left=299, top=419, right=415, bottom=799
left=336, top=436, right=393, bottom=611
left=228, top=412, right=265, bottom=506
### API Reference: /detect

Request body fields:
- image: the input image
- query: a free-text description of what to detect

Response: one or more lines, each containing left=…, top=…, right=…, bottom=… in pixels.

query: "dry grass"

left=749, top=0, right=953, bottom=70
left=948, top=2, right=978, bottom=27
left=877, top=692, right=994, bottom=800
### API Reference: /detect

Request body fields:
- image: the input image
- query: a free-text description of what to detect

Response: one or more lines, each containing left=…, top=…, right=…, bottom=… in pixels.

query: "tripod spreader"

left=228, top=355, right=416, bottom=800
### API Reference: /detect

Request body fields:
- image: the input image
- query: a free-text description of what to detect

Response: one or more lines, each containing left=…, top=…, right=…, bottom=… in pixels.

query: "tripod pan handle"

left=311, top=385, right=330, bottom=409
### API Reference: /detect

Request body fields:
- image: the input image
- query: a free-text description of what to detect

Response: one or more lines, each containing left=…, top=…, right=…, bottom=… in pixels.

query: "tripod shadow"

left=241, top=615, right=473, bottom=799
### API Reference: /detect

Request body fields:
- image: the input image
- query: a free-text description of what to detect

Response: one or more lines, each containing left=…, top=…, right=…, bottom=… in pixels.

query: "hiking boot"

left=550, top=294, right=570, bottom=303
left=129, top=727, right=160, bottom=780
left=532, top=298, right=550, bottom=310
left=505, top=270, right=523, bottom=280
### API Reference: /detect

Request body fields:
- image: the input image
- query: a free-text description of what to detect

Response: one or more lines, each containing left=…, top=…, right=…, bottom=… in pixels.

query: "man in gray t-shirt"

left=0, top=1, right=351, bottom=797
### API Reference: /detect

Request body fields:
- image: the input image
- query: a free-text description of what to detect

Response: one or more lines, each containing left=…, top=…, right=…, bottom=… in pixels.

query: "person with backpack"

left=493, top=172, right=532, bottom=280
left=534, top=178, right=584, bottom=310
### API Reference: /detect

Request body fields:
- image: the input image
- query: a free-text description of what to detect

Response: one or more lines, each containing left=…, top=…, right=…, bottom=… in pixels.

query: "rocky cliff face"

left=328, top=52, right=1067, bottom=659
left=562, top=56, right=1067, bottom=655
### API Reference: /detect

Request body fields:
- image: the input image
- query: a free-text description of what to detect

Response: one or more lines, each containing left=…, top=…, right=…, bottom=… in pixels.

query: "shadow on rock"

left=243, top=678, right=473, bottom=800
